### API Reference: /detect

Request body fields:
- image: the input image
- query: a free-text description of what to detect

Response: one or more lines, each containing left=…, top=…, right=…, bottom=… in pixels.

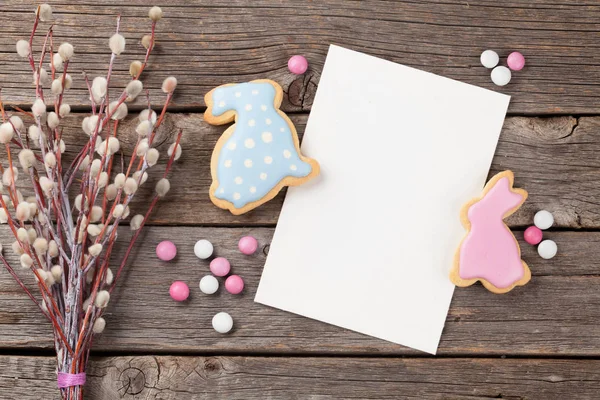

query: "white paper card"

left=255, top=45, right=510, bottom=354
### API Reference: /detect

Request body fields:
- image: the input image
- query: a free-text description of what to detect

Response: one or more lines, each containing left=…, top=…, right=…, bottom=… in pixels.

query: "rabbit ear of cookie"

left=204, top=83, right=238, bottom=126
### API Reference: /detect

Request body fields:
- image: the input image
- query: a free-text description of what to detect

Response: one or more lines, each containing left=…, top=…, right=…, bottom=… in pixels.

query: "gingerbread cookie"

left=204, top=79, right=319, bottom=215
left=450, top=170, right=531, bottom=294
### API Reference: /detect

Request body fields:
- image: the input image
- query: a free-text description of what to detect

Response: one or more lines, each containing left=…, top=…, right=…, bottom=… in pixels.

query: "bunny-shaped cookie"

left=450, top=170, right=531, bottom=294
left=204, top=79, right=319, bottom=215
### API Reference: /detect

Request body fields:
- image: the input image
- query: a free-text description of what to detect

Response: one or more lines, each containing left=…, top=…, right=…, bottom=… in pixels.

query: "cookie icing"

left=450, top=171, right=531, bottom=294
left=204, top=80, right=319, bottom=214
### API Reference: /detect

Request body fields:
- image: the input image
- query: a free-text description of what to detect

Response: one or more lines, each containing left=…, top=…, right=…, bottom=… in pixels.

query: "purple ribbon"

left=57, top=372, right=86, bottom=388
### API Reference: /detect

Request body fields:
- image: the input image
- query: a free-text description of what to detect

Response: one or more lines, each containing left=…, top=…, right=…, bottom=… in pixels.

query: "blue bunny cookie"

left=204, top=79, right=320, bottom=215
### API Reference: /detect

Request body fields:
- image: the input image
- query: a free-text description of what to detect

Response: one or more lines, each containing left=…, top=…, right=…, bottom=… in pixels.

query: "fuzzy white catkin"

left=90, top=206, right=103, bottom=223
left=59, top=73, right=72, bottom=90
left=59, top=104, right=71, bottom=118
left=16, top=202, right=31, bottom=221
left=87, top=115, right=102, bottom=134
left=90, top=159, right=102, bottom=176
left=95, top=290, right=110, bottom=308
left=16, top=40, right=31, bottom=58
left=38, top=4, right=52, bottom=21
left=82, top=296, right=92, bottom=310
left=168, top=143, right=182, bottom=161
left=50, top=265, right=62, bottom=281
left=78, top=155, right=90, bottom=171
left=33, top=238, right=48, bottom=255
left=105, top=184, right=117, bottom=201
left=18, top=149, right=35, bottom=169
left=48, top=240, right=58, bottom=257
left=0, top=209, right=8, bottom=224
left=12, top=241, right=24, bottom=255
left=132, top=171, right=148, bottom=185
left=44, top=152, right=57, bottom=168
left=114, top=173, right=126, bottom=188
left=47, top=112, right=60, bottom=129
left=139, top=109, right=157, bottom=125
left=109, top=33, right=126, bottom=55
left=88, top=243, right=103, bottom=257
left=125, top=80, right=143, bottom=101
left=20, top=253, right=33, bottom=269
left=9, top=116, right=24, bottom=132
left=149, top=6, right=163, bottom=21
left=141, top=35, right=153, bottom=50
left=93, top=317, right=106, bottom=334
left=0, top=123, right=15, bottom=144
left=124, top=178, right=138, bottom=195
left=27, top=228, right=37, bottom=243
left=112, top=204, right=125, bottom=218
left=109, top=101, right=128, bottom=120
left=17, top=227, right=28, bottom=243
left=74, top=194, right=84, bottom=212
left=129, top=60, right=142, bottom=78
left=58, top=43, right=74, bottom=61
left=130, top=214, right=144, bottom=230
left=123, top=206, right=130, bottom=219
left=34, top=269, right=48, bottom=283
left=91, top=77, right=108, bottom=103
left=51, top=79, right=63, bottom=95
left=107, top=137, right=120, bottom=154
left=145, top=148, right=159, bottom=166
left=155, top=178, right=170, bottom=197
left=52, top=53, right=63, bottom=70
left=32, top=98, right=46, bottom=118
left=136, top=120, right=152, bottom=137
left=33, top=68, right=49, bottom=86
left=28, top=125, right=42, bottom=142
left=98, top=172, right=109, bottom=188
left=162, top=76, right=177, bottom=93
left=136, top=138, right=149, bottom=156
left=105, top=268, right=114, bottom=285
left=3, top=167, right=19, bottom=186
left=87, top=224, right=102, bottom=237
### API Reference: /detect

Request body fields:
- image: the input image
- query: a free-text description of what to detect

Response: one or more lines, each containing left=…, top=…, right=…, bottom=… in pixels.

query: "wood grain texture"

left=2, top=113, right=594, bottom=227
left=0, top=1, right=599, bottom=113
left=0, top=226, right=597, bottom=356
left=1, top=355, right=599, bottom=399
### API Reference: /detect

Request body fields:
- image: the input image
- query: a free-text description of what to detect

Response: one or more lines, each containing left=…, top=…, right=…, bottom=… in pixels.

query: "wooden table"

left=1, top=1, right=599, bottom=398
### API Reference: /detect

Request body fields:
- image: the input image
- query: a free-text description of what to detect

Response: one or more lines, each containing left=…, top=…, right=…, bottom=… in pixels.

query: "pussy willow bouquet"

left=3, top=4, right=182, bottom=399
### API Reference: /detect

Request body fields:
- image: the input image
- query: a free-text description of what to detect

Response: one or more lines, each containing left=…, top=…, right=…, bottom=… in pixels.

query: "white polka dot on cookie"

left=245, top=139, right=255, bottom=149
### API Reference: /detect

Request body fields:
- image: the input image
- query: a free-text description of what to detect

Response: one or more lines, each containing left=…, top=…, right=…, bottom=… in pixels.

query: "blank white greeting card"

left=255, top=45, right=510, bottom=354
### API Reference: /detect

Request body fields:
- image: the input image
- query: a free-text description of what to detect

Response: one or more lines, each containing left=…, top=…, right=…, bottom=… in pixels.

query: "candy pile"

left=480, top=50, right=525, bottom=87
left=524, top=210, right=557, bottom=259
left=158, top=235, right=259, bottom=334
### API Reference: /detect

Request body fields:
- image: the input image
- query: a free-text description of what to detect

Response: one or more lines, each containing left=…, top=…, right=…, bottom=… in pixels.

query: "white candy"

left=212, top=312, right=233, bottom=334
left=194, top=239, right=213, bottom=259
left=480, top=50, right=499, bottom=69
left=491, top=66, right=511, bottom=86
left=199, top=275, right=219, bottom=295
left=534, top=210, right=554, bottom=230
left=538, top=239, right=557, bottom=260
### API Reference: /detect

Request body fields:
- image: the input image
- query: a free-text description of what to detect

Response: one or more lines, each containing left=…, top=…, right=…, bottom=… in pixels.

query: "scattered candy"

left=534, top=210, right=554, bottom=230
left=225, top=275, right=244, bottom=294
left=199, top=275, right=219, bottom=295
left=238, top=236, right=258, bottom=255
left=480, top=50, right=499, bottom=69
left=156, top=240, right=177, bottom=261
left=194, top=239, right=213, bottom=259
left=210, top=257, right=231, bottom=277
left=212, top=312, right=233, bottom=334
left=538, top=239, right=557, bottom=260
left=169, top=281, right=189, bottom=302
left=524, top=226, right=543, bottom=245
left=491, top=66, right=511, bottom=86
left=507, top=51, right=525, bottom=71
left=288, top=55, right=308, bottom=75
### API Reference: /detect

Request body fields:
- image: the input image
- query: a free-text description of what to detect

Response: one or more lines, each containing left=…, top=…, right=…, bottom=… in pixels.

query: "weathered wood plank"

left=1, top=1, right=599, bottom=113
left=0, top=227, right=598, bottom=356
left=2, top=355, right=600, bottom=399
left=3, top=113, right=594, bottom=228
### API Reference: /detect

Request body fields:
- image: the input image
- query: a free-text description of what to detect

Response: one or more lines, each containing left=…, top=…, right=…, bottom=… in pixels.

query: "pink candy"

left=507, top=52, right=525, bottom=71
left=169, top=281, right=189, bottom=302
left=156, top=240, right=177, bottom=261
left=288, top=55, right=308, bottom=75
left=210, top=257, right=231, bottom=277
left=225, top=275, right=244, bottom=294
left=238, top=236, right=258, bottom=255
left=524, top=226, right=543, bottom=245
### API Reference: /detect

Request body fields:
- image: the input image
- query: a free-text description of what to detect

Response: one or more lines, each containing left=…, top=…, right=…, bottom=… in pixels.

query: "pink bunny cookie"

left=450, top=170, right=531, bottom=294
